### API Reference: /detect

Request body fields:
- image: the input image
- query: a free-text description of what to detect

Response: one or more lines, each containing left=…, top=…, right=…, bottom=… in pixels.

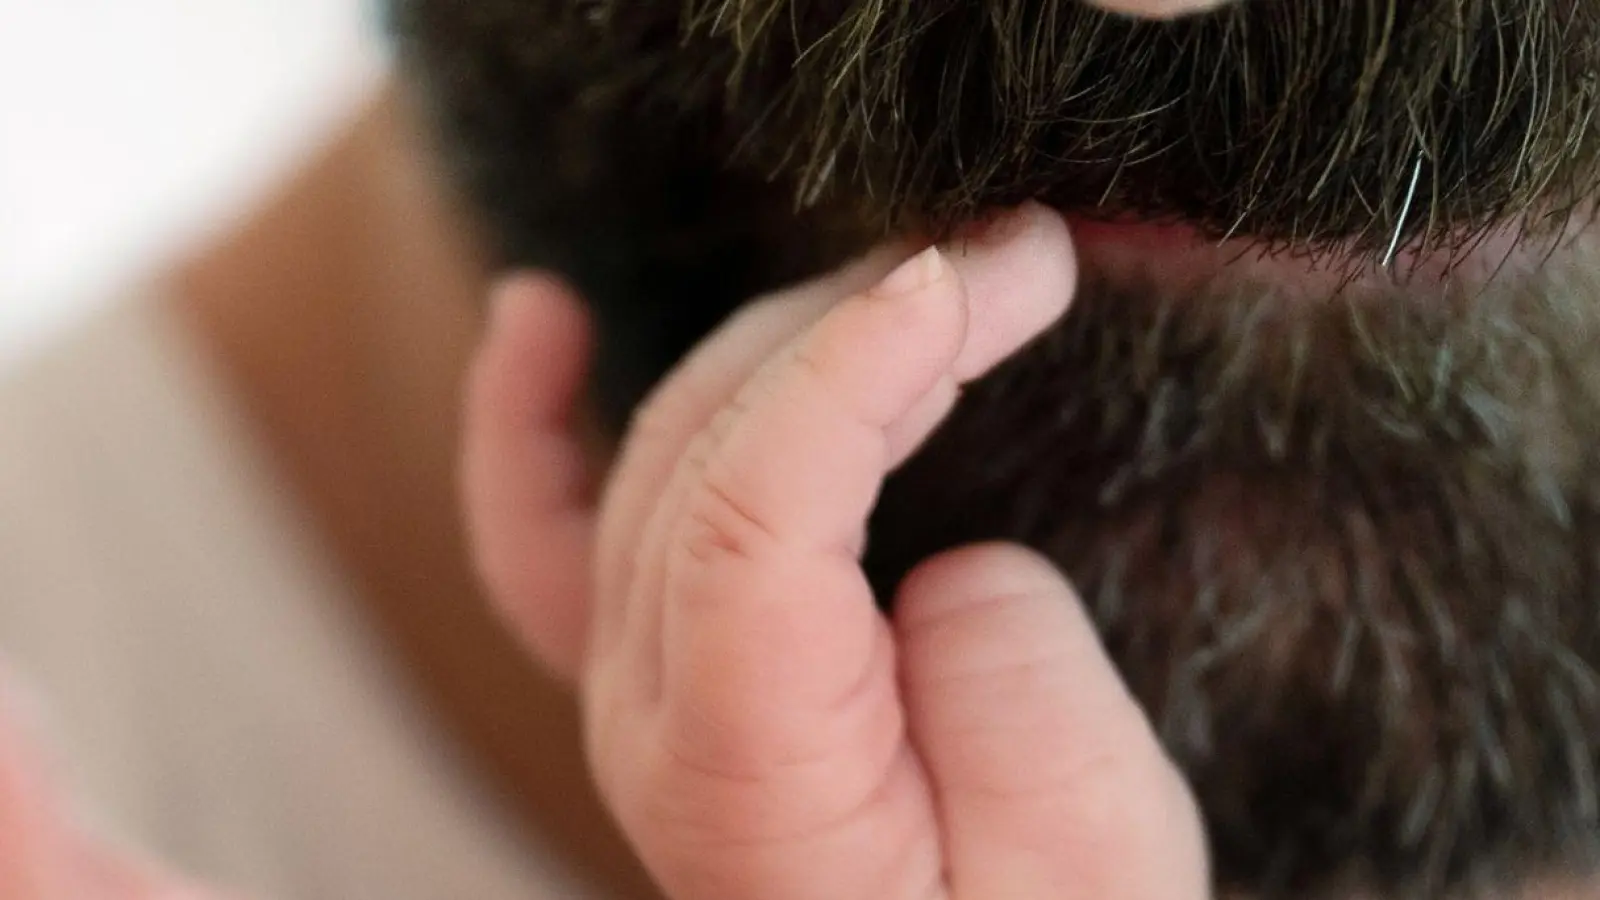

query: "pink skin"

left=462, top=203, right=1209, bottom=900
left=2, top=10, right=1246, bottom=872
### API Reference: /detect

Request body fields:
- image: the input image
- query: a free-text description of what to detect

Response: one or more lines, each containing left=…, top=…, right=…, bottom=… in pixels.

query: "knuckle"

left=678, top=459, right=778, bottom=566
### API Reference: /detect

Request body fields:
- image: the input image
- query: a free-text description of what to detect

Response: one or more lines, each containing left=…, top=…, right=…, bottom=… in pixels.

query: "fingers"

left=461, top=274, right=598, bottom=680
left=896, top=544, right=1209, bottom=900
left=0, top=676, right=75, bottom=898
left=0, top=673, right=225, bottom=900
left=643, top=244, right=971, bottom=777
left=591, top=245, right=913, bottom=647
left=583, top=206, right=1076, bottom=900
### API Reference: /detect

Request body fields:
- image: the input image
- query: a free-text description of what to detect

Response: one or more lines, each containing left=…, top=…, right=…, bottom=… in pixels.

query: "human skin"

left=462, top=204, right=1208, bottom=900
left=387, top=0, right=1600, bottom=885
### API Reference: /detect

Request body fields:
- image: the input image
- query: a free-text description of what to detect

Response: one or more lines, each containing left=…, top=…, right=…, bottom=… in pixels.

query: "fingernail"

left=873, top=246, right=946, bottom=297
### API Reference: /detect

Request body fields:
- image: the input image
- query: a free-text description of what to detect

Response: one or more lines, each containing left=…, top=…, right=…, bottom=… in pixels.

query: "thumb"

left=894, top=543, right=1209, bottom=899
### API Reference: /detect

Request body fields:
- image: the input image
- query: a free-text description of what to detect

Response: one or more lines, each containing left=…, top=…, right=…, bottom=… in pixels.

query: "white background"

left=0, top=0, right=386, bottom=364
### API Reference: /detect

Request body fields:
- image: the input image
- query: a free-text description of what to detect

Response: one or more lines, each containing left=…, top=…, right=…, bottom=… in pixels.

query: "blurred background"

left=0, top=0, right=386, bottom=365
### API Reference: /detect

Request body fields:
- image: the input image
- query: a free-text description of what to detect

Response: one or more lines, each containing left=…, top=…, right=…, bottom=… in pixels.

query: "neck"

left=171, top=88, right=657, bottom=899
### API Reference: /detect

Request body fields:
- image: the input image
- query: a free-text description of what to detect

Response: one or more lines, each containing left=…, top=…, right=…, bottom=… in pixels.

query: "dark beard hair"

left=386, top=0, right=1600, bottom=895
left=866, top=250, right=1600, bottom=899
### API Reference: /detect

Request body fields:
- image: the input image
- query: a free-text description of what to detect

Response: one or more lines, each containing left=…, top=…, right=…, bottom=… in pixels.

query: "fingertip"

left=940, top=203, right=1077, bottom=381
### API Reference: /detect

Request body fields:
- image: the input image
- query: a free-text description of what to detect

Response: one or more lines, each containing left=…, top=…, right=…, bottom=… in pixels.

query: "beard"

left=866, top=242, right=1600, bottom=898
left=387, top=0, right=1600, bottom=895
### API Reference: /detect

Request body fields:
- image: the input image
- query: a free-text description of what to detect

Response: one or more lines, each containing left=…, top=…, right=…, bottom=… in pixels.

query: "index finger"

left=659, top=204, right=1077, bottom=739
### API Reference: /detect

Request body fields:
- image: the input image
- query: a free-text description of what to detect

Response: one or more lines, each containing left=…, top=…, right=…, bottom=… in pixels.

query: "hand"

left=462, top=203, right=1210, bottom=900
